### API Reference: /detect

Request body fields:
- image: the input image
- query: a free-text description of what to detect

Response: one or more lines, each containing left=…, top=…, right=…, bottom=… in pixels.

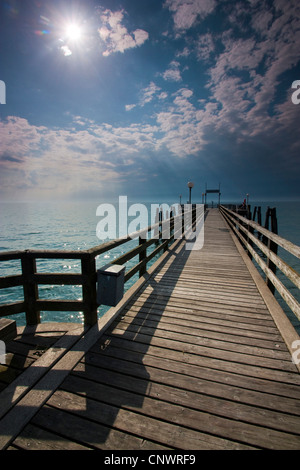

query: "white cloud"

left=176, top=47, right=190, bottom=58
left=133, top=29, right=149, bottom=46
left=98, top=9, right=149, bottom=56
left=158, top=92, right=168, bottom=100
left=155, top=0, right=300, bottom=160
left=60, top=45, right=72, bottom=56
left=0, top=115, right=160, bottom=198
left=140, top=82, right=162, bottom=106
left=164, top=0, right=217, bottom=30
left=125, top=104, right=136, bottom=111
left=163, top=68, right=181, bottom=82
left=196, top=33, right=215, bottom=62
left=251, top=9, right=273, bottom=35
left=125, top=82, right=163, bottom=110
left=155, top=88, right=207, bottom=156
left=196, top=0, right=300, bottom=141
left=163, top=61, right=182, bottom=81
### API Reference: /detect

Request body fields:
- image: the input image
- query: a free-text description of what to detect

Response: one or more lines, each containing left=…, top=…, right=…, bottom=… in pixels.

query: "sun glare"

left=66, top=23, right=82, bottom=41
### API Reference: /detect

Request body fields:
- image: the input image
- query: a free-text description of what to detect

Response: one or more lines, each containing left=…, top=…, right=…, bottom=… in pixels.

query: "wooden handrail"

left=220, top=206, right=300, bottom=259
left=220, top=205, right=300, bottom=322
left=0, top=250, right=88, bottom=260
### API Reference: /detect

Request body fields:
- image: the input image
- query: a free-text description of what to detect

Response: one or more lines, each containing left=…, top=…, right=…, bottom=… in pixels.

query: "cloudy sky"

left=0, top=0, right=299, bottom=203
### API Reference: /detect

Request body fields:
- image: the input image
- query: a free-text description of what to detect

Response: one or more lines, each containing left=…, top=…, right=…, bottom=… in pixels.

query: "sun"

left=65, top=23, right=82, bottom=41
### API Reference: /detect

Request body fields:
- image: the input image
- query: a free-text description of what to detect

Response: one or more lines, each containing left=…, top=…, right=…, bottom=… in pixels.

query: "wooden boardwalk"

left=1, top=209, right=300, bottom=450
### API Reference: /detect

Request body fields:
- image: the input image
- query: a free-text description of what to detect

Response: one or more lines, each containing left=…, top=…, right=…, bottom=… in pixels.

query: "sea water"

left=0, top=199, right=168, bottom=326
left=0, top=199, right=299, bottom=332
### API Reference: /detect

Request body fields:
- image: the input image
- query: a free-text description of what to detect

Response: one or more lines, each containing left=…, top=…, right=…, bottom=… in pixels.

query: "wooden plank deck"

left=1, top=209, right=300, bottom=450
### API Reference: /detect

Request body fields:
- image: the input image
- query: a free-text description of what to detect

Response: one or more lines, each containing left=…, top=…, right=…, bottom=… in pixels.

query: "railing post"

left=169, top=211, right=175, bottom=241
left=139, top=237, right=147, bottom=277
left=81, top=253, right=98, bottom=326
left=255, top=206, right=262, bottom=239
left=21, top=251, right=40, bottom=325
left=161, top=211, right=169, bottom=252
left=192, top=204, right=196, bottom=227
left=262, top=207, right=271, bottom=245
left=159, top=209, right=163, bottom=240
left=247, top=207, right=253, bottom=260
left=266, top=208, right=278, bottom=294
left=154, top=208, right=160, bottom=245
left=257, top=206, right=262, bottom=226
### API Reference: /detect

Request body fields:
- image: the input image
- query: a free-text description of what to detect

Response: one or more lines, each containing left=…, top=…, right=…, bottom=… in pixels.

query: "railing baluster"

left=139, top=237, right=147, bottom=277
left=266, top=208, right=278, bottom=293
left=81, top=253, right=98, bottom=326
left=21, top=251, right=40, bottom=325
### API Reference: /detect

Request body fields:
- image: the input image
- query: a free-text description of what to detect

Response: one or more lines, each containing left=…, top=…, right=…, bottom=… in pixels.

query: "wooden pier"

left=0, top=208, right=300, bottom=450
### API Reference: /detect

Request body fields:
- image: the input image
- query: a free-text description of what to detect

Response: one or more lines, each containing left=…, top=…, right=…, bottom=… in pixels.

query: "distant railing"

left=220, top=205, right=300, bottom=323
left=0, top=206, right=200, bottom=327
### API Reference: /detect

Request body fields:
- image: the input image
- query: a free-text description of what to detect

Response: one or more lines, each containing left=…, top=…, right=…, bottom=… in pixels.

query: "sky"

left=0, top=0, right=300, bottom=204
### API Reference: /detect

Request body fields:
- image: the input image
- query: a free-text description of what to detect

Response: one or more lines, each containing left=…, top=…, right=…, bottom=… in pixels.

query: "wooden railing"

left=220, top=205, right=300, bottom=323
left=0, top=206, right=200, bottom=327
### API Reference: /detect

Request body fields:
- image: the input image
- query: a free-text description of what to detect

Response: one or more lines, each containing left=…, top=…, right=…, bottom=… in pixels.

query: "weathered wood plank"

left=141, top=287, right=268, bottom=309
left=32, top=405, right=170, bottom=450
left=135, top=294, right=270, bottom=317
left=109, top=321, right=293, bottom=365
left=46, top=389, right=255, bottom=449
left=89, top=340, right=300, bottom=398
left=77, top=349, right=300, bottom=417
left=129, top=296, right=273, bottom=320
left=118, top=310, right=287, bottom=349
left=62, top=370, right=300, bottom=441
left=123, top=304, right=282, bottom=336
left=12, top=424, right=92, bottom=450
left=97, top=334, right=300, bottom=386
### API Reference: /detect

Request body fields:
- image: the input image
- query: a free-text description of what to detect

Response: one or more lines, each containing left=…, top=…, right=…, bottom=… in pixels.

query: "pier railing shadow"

left=52, top=210, right=208, bottom=448
left=0, top=208, right=206, bottom=449
left=56, top=237, right=195, bottom=449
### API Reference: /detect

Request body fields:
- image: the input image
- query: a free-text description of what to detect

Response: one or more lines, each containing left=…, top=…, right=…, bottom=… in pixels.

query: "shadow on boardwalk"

left=32, top=240, right=193, bottom=449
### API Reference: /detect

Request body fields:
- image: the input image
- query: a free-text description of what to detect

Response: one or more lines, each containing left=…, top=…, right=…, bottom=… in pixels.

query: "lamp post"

left=246, top=193, right=249, bottom=205
left=187, top=182, right=194, bottom=204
